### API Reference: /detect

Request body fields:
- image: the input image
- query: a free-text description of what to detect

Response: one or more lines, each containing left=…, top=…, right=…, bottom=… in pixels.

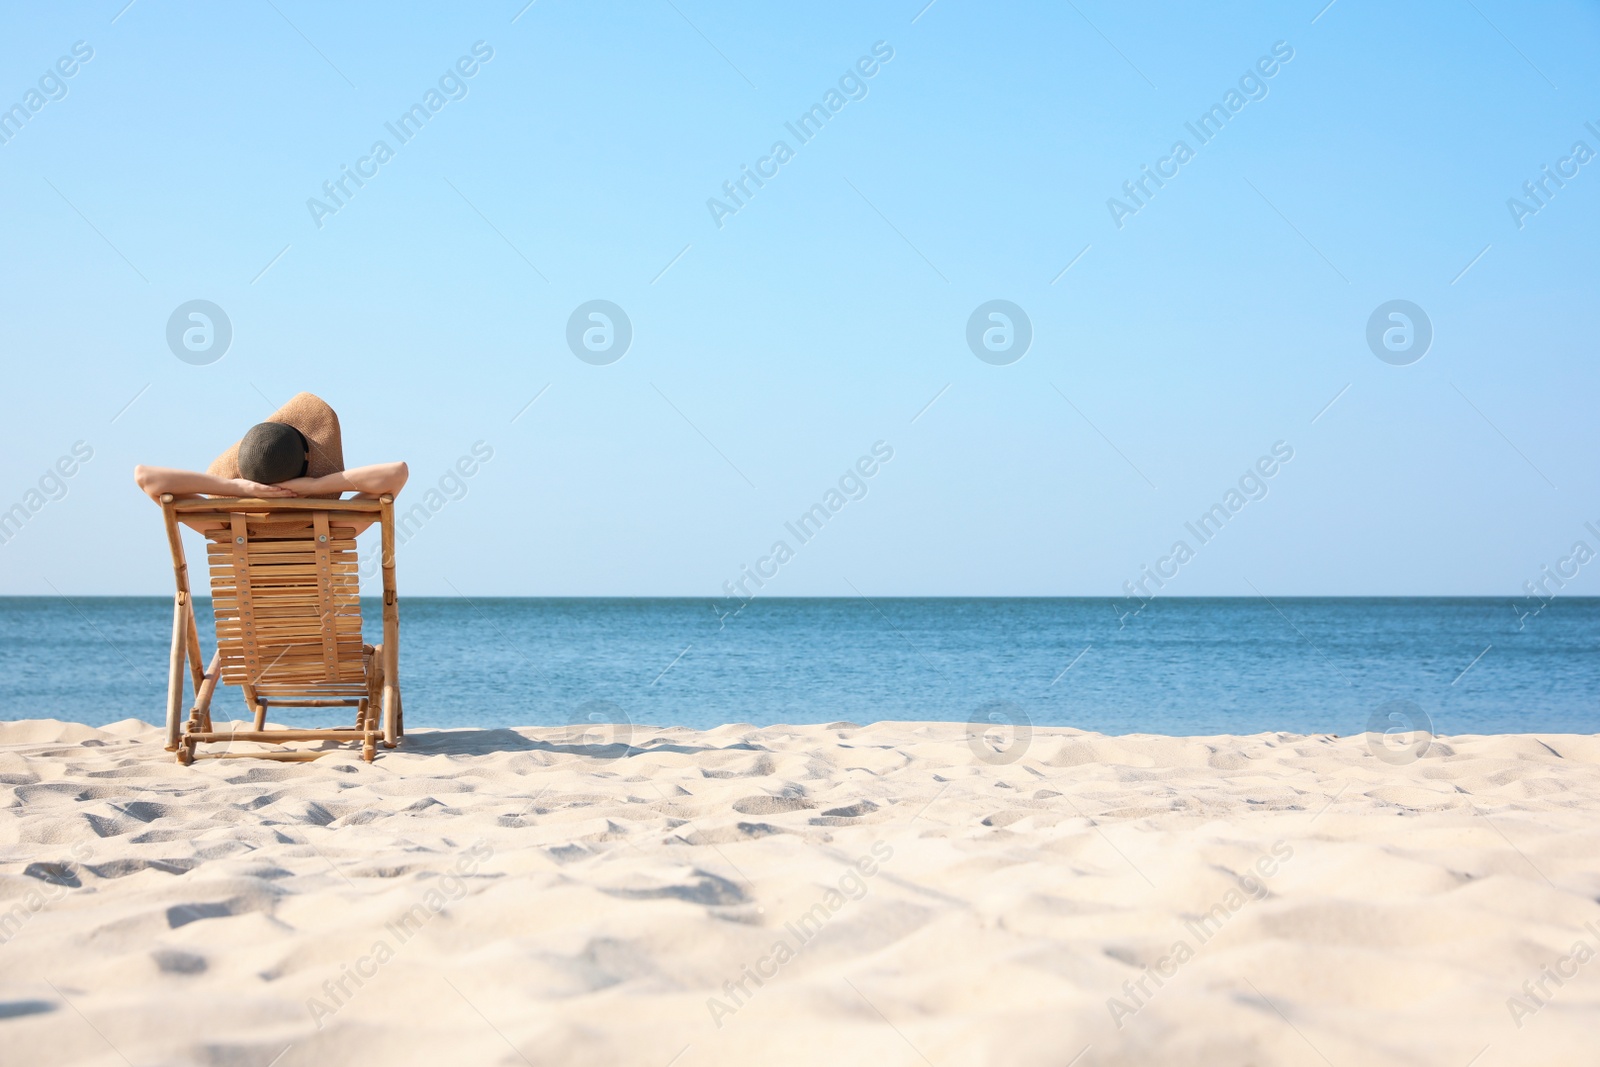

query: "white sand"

left=2, top=718, right=1599, bottom=1066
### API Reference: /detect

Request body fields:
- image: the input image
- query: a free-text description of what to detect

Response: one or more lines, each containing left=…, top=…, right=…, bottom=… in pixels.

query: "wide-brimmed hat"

left=208, top=392, right=344, bottom=483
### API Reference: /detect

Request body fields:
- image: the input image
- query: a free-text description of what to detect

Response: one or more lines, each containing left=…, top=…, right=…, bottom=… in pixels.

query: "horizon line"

left=0, top=593, right=1589, bottom=601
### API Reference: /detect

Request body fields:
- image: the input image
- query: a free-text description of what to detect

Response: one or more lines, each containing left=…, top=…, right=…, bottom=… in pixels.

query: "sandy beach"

left=3, top=718, right=1599, bottom=1066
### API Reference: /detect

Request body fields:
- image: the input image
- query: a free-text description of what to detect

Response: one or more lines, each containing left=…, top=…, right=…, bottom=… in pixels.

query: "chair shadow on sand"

left=394, top=727, right=744, bottom=760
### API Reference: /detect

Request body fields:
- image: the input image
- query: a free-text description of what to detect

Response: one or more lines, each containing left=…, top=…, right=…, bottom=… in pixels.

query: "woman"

left=134, top=392, right=407, bottom=534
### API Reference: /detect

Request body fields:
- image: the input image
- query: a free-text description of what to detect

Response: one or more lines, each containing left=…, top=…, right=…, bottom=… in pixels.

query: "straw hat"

left=208, top=392, right=344, bottom=484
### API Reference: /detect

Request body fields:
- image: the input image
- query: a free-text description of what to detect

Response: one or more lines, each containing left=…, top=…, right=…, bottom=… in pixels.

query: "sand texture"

left=2, top=718, right=1599, bottom=1066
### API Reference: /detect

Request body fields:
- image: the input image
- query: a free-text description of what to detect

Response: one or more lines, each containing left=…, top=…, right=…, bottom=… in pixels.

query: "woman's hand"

left=134, top=466, right=301, bottom=503
left=274, top=465, right=408, bottom=498
left=229, top=478, right=296, bottom=498
left=274, top=475, right=326, bottom=496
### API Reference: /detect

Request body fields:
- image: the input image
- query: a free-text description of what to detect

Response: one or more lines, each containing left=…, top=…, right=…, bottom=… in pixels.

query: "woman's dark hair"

left=237, top=423, right=309, bottom=484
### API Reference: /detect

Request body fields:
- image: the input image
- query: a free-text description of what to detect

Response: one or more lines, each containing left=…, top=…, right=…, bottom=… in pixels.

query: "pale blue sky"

left=1, top=0, right=1597, bottom=597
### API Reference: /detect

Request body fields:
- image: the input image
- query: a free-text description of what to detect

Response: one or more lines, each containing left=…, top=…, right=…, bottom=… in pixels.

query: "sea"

left=0, top=597, right=1594, bottom=737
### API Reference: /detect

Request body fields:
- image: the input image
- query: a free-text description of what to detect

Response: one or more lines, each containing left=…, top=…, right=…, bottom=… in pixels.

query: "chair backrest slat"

left=207, top=509, right=365, bottom=692
left=312, top=512, right=340, bottom=679
left=226, top=515, right=264, bottom=681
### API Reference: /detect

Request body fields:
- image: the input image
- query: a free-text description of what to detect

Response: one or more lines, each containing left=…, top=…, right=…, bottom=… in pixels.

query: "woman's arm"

left=276, top=462, right=409, bottom=498
left=133, top=465, right=295, bottom=503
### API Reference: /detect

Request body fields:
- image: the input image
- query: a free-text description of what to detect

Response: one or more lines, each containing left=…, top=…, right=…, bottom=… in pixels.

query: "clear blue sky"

left=1, top=0, right=1597, bottom=597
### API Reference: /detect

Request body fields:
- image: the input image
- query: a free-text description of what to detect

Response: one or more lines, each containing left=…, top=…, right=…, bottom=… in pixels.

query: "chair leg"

left=382, top=681, right=399, bottom=748
left=381, top=638, right=399, bottom=749
left=165, top=596, right=187, bottom=752
left=189, top=650, right=221, bottom=736
left=367, top=646, right=383, bottom=712
left=370, top=646, right=396, bottom=749
left=253, top=702, right=267, bottom=730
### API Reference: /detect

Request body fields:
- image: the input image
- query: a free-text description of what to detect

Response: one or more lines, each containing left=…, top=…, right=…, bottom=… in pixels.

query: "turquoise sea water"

left=0, top=597, right=1594, bottom=736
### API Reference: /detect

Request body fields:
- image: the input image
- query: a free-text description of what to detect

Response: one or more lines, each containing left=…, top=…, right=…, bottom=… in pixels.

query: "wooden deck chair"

left=158, top=493, right=403, bottom=764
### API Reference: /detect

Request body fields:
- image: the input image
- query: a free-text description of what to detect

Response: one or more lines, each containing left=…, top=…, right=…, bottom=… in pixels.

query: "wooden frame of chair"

left=159, top=493, right=403, bottom=764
